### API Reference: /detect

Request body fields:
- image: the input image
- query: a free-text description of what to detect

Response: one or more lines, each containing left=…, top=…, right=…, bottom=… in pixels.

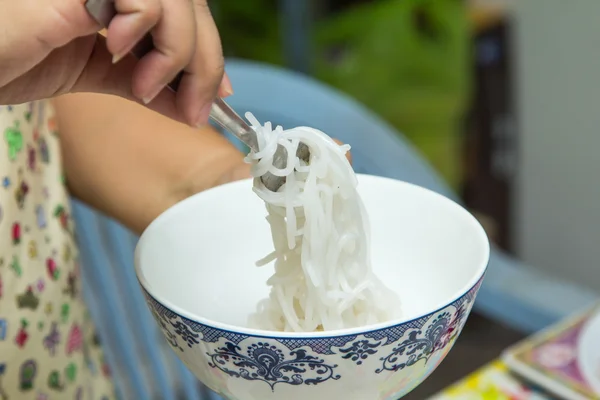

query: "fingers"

left=218, top=73, right=234, bottom=98
left=0, top=0, right=227, bottom=114
left=104, top=0, right=162, bottom=63
left=174, top=0, right=225, bottom=126
left=102, top=0, right=225, bottom=127
left=71, top=35, right=185, bottom=123
left=107, top=0, right=196, bottom=105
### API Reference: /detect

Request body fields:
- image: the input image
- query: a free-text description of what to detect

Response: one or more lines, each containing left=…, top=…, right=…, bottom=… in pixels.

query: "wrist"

left=174, top=149, right=251, bottom=204
left=216, top=159, right=252, bottom=186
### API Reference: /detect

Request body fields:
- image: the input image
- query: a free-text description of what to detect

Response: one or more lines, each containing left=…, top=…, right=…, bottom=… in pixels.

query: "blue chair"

left=72, top=59, right=598, bottom=400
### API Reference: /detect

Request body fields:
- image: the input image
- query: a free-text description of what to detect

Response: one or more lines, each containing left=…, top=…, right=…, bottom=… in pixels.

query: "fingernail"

left=111, top=42, right=136, bottom=64
left=142, top=84, right=164, bottom=105
left=219, top=73, right=234, bottom=97
left=112, top=53, right=124, bottom=64
left=195, top=103, right=212, bottom=128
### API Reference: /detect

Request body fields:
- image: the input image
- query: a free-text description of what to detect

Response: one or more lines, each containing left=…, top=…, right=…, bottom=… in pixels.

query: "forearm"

left=53, top=93, right=250, bottom=234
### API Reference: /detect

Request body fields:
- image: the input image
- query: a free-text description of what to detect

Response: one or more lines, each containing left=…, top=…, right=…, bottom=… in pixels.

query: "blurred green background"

left=212, top=0, right=471, bottom=189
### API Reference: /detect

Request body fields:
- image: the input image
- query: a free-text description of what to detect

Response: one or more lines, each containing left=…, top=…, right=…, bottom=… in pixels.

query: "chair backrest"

left=73, top=59, right=598, bottom=400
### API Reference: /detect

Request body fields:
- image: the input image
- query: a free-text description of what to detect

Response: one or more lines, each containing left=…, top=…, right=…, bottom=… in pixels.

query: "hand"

left=0, top=0, right=228, bottom=126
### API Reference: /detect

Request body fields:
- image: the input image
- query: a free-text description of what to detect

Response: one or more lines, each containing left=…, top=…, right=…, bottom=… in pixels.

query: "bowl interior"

left=135, top=174, right=489, bottom=335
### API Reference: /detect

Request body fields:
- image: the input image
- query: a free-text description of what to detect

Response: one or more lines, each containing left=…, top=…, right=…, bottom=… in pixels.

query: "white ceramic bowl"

left=135, top=174, right=489, bottom=400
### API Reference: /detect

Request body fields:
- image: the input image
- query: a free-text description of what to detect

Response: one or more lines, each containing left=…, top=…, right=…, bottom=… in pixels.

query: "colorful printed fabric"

left=429, top=361, right=555, bottom=400
left=0, top=102, right=115, bottom=399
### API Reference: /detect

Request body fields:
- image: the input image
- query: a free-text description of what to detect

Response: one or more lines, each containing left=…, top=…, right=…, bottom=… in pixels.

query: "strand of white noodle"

left=244, top=113, right=401, bottom=332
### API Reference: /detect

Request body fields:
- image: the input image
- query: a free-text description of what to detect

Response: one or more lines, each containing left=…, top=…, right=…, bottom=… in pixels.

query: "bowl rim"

left=140, top=275, right=485, bottom=340
left=135, top=173, right=490, bottom=339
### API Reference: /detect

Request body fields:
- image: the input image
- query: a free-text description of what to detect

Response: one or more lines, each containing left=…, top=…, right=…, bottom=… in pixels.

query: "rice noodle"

left=245, top=113, right=401, bottom=332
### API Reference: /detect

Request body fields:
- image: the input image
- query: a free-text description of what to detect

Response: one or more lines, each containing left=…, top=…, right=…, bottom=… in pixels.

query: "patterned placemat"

left=502, top=304, right=600, bottom=400
left=428, top=360, right=556, bottom=399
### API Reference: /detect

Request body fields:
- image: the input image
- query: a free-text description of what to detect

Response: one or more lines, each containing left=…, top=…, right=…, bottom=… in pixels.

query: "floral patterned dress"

left=0, top=102, right=115, bottom=399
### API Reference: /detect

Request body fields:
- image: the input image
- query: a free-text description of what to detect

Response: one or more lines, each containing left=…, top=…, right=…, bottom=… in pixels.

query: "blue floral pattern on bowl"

left=141, top=276, right=483, bottom=399
left=207, top=341, right=341, bottom=390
